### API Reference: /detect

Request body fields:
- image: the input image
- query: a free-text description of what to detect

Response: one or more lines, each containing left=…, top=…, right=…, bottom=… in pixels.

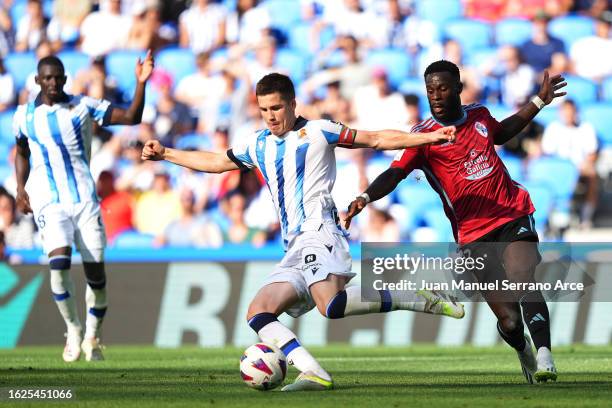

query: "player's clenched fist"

left=141, top=140, right=165, bottom=161
left=344, top=196, right=367, bottom=229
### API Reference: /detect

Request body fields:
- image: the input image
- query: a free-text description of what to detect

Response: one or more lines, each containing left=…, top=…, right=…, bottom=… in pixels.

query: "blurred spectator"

left=225, top=0, right=271, bottom=47
left=505, top=1, right=571, bottom=19
left=541, top=99, right=599, bottom=227
left=463, top=0, right=508, bottom=22
left=155, top=188, right=222, bottom=247
left=15, top=0, right=48, bottom=52
left=574, top=0, right=612, bottom=18
left=496, top=45, right=536, bottom=107
left=134, top=171, right=181, bottom=236
left=403, top=93, right=422, bottom=129
left=0, top=56, right=14, bottom=111
left=72, top=55, right=122, bottom=103
left=80, top=0, right=132, bottom=56
left=324, top=0, right=387, bottom=48
left=502, top=119, right=544, bottom=159
left=174, top=51, right=226, bottom=113
left=47, top=0, right=92, bottom=52
left=127, top=0, right=168, bottom=51
left=0, top=230, right=6, bottom=261
left=360, top=207, right=400, bottom=242
left=520, top=12, right=567, bottom=75
left=115, top=137, right=156, bottom=191
left=19, top=41, right=72, bottom=103
left=0, top=187, right=35, bottom=249
left=143, top=69, right=193, bottom=146
left=97, top=170, right=135, bottom=241
left=570, top=12, right=612, bottom=81
left=220, top=191, right=266, bottom=246
left=245, top=35, right=286, bottom=85
left=352, top=67, right=407, bottom=129
left=0, top=6, right=13, bottom=57
left=179, top=0, right=226, bottom=54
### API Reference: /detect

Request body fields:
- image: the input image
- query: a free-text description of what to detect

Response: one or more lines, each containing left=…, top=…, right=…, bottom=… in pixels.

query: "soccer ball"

left=240, top=343, right=287, bottom=390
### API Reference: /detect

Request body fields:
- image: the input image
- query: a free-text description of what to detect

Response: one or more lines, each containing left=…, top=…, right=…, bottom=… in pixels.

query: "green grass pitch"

left=1, top=345, right=611, bottom=407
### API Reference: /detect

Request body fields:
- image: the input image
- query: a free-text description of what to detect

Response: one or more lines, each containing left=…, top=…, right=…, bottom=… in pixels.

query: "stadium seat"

left=396, top=182, right=441, bottom=216
left=276, top=48, right=309, bottom=84
left=560, top=75, right=597, bottom=107
left=399, top=77, right=425, bottom=97
left=9, top=1, right=27, bottom=27
left=57, top=50, right=90, bottom=78
left=466, top=47, right=497, bottom=69
left=175, top=133, right=213, bottom=150
left=495, top=18, right=533, bottom=46
left=416, top=0, right=462, bottom=27
left=263, top=0, right=303, bottom=33
left=486, top=104, right=512, bottom=122
left=288, top=23, right=335, bottom=56
left=106, top=50, right=147, bottom=97
left=527, top=156, right=579, bottom=210
left=500, top=154, right=523, bottom=182
left=582, top=103, right=612, bottom=147
left=422, top=208, right=454, bottom=241
left=444, top=19, right=492, bottom=54
left=4, top=52, right=37, bottom=89
left=0, top=109, right=16, bottom=145
left=521, top=181, right=554, bottom=230
left=533, top=106, right=559, bottom=127
left=548, top=15, right=594, bottom=50
left=602, top=77, right=612, bottom=102
left=155, top=47, right=196, bottom=85
left=112, top=230, right=155, bottom=248
left=365, top=48, right=412, bottom=88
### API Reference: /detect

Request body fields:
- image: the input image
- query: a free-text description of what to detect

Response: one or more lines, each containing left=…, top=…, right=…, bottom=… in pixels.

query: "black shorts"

left=460, top=214, right=539, bottom=284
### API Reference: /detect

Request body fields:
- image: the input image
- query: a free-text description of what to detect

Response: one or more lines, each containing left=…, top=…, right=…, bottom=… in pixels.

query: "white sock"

left=341, top=285, right=427, bottom=316
left=84, top=284, right=107, bottom=340
left=50, top=269, right=81, bottom=335
left=258, top=320, right=331, bottom=381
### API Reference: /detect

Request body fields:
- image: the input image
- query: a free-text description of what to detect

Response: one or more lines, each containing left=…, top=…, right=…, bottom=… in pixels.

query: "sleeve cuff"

left=227, top=149, right=250, bottom=172
left=101, top=106, right=114, bottom=126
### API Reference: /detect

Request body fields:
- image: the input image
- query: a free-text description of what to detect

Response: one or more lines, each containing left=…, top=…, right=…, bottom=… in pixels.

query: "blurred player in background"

left=142, top=73, right=464, bottom=391
left=13, top=51, right=154, bottom=362
left=346, top=60, right=567, bottom=384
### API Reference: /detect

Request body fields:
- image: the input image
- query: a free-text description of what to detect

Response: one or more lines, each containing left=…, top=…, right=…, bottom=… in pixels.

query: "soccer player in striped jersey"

left=13, top=51, right=154, bottom=362
left=346, top=60, right=567, bottom=384
left=142, top=73, right=464, bottom=391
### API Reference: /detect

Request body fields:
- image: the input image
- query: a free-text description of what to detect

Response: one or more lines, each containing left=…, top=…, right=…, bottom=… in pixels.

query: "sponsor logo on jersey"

left=461, top=149, right=494, bottom=180
left=474, top=121, right=488, bottom=138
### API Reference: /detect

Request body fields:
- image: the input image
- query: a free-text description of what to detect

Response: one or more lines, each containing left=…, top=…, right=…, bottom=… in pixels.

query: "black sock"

left=520, top=290, right=551, bottom=350
left=497, top=321, right=526, bottom=351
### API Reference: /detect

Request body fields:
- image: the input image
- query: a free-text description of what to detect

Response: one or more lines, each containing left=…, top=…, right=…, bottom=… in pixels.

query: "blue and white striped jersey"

left=228, top=117, right=357, bottom=248
left=13, top=94, right=114, bottom=212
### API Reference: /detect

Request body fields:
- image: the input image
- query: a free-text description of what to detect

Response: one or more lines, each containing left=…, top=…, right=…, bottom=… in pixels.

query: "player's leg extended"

left=309, top=274, right=464, bottom=319
left=247, top=283, right=333, bottom=391
left=503, top=240, right=556, bottom=382
left=48, top=246, right=82, bottom=362
left=486, top=296, right=537, bottom=384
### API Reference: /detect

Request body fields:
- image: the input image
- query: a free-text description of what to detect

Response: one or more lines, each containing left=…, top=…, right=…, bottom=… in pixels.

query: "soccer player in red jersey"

left=345, top=60, right=567, bottom=384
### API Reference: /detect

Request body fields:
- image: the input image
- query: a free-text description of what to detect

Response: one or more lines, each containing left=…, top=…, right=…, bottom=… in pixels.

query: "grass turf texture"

left=1, top=345, right=611, bottom=407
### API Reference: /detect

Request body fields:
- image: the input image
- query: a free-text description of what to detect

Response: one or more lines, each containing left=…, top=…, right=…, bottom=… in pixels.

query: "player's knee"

left=498, top=313, right=522, bottom=334
left=49, top=255, right=71, bottom=271
left=80, top=247, right=104, bottom=263
left=321, top=290, right=347, bottom=319
left=84, top=262, right=106, bottom=290
left=246, top=312, right=278, bottom=333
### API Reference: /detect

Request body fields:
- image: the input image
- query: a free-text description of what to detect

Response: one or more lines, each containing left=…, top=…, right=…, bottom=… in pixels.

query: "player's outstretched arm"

left=344, top=167, right=406, bottom=228
left=108, top=50, right=155, bottom=125
left=141, top=140, right=239, bottom=173
left=15, top=139, right=32, bottom=214
left=495, top=70, right=567, bottom=145
left=352, top=126, right=455, bottom=150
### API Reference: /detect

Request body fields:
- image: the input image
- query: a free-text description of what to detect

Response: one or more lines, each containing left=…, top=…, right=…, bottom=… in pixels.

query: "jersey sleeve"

left=316, top=119, right=357, bottom=148
left=481, top=106, right=504, bottom=137
left=227, top=134, right=256, bottom=171
left=12, top=106, right=27, bottom=144
left=80, top=96, right=115, bottom=126
left=390, top=147, right=424, bottom=173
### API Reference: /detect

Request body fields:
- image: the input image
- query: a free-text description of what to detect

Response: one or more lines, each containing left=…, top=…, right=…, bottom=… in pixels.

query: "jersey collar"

left=292, top=116, right=308, bottom=131
left=431, top=106, right=467, bottom=127
left=33, top=92, right=72, bottom=107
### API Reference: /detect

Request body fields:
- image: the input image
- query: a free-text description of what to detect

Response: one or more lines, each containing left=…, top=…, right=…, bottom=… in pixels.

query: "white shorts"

left=262, top=222, right=355, bottom=318
left=34, top=201, right=106, bottom=256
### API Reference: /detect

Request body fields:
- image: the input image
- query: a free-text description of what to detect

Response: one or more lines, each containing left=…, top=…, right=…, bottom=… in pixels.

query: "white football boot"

left=534, top=346, right=557, bottom=383
left=415, top=290, right=466, bottom=319
left=281, top=371, right=334, bottom=391
left=81, top=337, right=105, bottom=361
left=516, top=334, right=537, bottom=384
left=62, top=330, right=82, bottom=362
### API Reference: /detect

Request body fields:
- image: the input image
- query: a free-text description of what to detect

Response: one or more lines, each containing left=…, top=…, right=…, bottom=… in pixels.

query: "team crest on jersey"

left=299, top=128, right=307, bottom=138
left=474, top=121, right=488, bottom=138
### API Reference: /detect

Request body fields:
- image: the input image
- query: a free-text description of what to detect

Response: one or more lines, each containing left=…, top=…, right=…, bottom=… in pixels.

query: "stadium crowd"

left=0, top=0, right=611, bottom=252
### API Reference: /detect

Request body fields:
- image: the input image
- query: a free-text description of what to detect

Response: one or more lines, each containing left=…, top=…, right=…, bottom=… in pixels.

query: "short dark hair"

left=37, top=55, right=64, bottom=74
left=256, top=73, right=295, bottom=102
left=403, top=93, right=420, bottom=107
left=424, top=60, right=460, bottom=81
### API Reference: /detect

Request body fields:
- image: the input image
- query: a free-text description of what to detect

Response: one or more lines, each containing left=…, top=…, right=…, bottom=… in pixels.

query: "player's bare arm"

left=344, top=167, right=406, bottom=229
left=351, top=126, right=456, bottom=150
left=14, top=137, right=32, bottom=214
left=141, top=140, right=239, bottom=173
left=495, top=71, right=567, bottom=145
left=108, top=49, right=154, bottom=125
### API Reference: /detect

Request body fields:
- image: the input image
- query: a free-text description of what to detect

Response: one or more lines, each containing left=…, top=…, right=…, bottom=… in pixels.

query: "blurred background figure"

left=134, top=171, right=181, bottom=236
left=47, top=0, right=91, bottom=51
left=179, top=0, right=226, bottom=54
left=220, top=191, right=266, bottom=247
left=15, top=0, right=48, bottom=52
left=97, top=170, right=135, bottom=243
left=80, top=0, right=132, bottom=56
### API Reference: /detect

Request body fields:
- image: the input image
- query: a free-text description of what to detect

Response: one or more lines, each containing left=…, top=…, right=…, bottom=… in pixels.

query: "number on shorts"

left=37, top=215, right=46, bottom=228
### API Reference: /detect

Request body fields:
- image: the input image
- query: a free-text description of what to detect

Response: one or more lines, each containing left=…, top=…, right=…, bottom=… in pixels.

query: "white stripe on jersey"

left=231, top=118, right=345, bottom=248
left=13, top=94, right=112, bottom=211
